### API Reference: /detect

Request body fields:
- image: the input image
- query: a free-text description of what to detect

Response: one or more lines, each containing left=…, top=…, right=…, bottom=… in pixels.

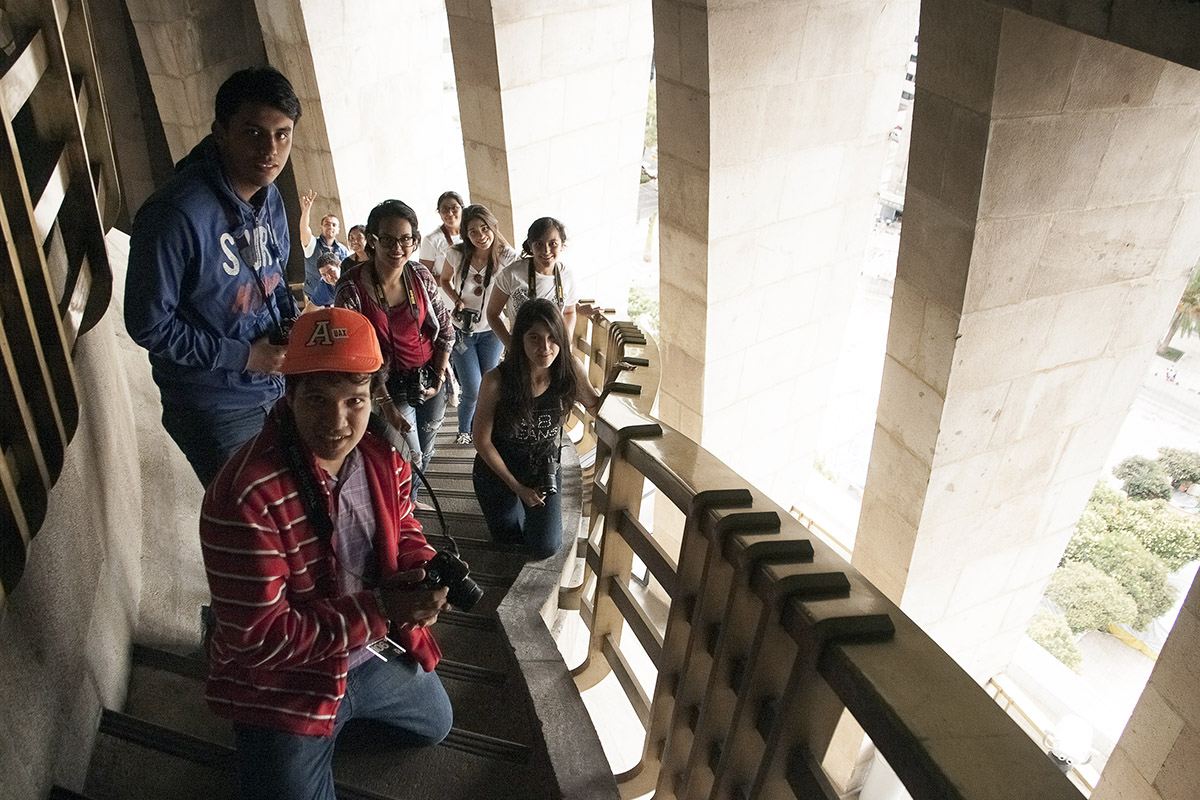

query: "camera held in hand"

left=387, top=366, right=432, bottom=407
left=420, top=550, right=483, bottom=612
left=531, top=448, right=559, bottom=497
left=455, top=307, right=480, bottom=334
left=268, top=316, right=295, bottom=346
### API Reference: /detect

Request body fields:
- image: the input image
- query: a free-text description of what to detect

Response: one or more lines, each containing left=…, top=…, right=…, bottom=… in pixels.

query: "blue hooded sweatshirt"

left=125, top=136, right=298, bottom=413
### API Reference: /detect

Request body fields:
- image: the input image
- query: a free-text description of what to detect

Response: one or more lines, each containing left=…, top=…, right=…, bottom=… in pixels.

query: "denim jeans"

left=233, top=655, right=452, bottom=800
left=395, top=381, right=448, bottom=501
left=450, top=329, right=503, bottom=435
left=160, top=400, right=274, bottom=486
left=472, top=456, right=563, bottom=560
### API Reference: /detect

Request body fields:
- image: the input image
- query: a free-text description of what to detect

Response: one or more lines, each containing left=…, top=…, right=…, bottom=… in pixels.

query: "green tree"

left=1156, top=447, right=1200, bottom=489
left=1064, top=527, right=1176, bottom=630
left=1106, top=497, right=1200, bottom=571
left=627, top=285, right=659, bottom=336
left=1026, top=609, right=1083, bottom=672
left=1113, top=455, right=1172, bottom=500
left=1158, top=262, right=1200, bottom=353
left=1046, top=561, right=1137, bottom=633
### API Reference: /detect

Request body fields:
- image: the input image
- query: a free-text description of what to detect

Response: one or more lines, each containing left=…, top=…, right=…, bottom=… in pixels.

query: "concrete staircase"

left=63, top=412, right=614, bottom=800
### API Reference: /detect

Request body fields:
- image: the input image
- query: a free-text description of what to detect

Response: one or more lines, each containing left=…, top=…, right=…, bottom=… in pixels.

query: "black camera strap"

left=527, top=259, right=564, bottom=309
left=276, top=403, right=335, bottom=546
left=365, top=413, right=461, bottom=557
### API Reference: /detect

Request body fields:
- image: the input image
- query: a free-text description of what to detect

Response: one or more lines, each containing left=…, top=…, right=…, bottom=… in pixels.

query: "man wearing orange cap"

left=200, top=307, right=453, bottom=800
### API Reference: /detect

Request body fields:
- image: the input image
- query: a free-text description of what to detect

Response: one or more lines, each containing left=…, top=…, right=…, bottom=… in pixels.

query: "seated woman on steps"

left=472, top=299, right=626, bottom=559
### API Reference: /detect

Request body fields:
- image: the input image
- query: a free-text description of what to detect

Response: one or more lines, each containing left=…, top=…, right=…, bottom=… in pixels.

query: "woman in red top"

left=335, top=200, right=454, bottom=503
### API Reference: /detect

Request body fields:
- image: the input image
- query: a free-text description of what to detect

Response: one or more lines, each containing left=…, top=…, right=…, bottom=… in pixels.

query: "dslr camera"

left=455, top=307, right=480, bottom=334
left=387, top=366, right=432, bottom=407
left=529, top=443, right=560, bottom=497
left=420, top=550, right=483, bottom=612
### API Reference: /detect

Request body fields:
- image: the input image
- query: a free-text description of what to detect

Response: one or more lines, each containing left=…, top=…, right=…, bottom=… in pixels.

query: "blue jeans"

left=233, top=655, right=452, bottom=800
left=450, top=329, right=503, bottom=435
left=473, top=456, right=563, bottom=560
left=395, top=381, right=448, bottom=501
left=161, top=400, right=273, bottom=486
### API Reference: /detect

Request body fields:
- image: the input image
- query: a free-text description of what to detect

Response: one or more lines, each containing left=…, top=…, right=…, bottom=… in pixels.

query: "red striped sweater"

left=200, top=406, right=441, bottom=736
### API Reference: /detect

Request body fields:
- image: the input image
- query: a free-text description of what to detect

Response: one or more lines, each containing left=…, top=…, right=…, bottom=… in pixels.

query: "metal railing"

left=0, top=0, right=115, bottom=606
left=565, top=307, right=1081, bottom=800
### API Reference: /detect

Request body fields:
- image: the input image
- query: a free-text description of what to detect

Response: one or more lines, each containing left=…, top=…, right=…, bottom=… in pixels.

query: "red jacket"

left=200, top=405, right=440, bottom=736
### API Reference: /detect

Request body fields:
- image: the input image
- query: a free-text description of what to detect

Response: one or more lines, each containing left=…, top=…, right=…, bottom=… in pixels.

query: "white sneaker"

left=455, top=432, right=472, bottom=445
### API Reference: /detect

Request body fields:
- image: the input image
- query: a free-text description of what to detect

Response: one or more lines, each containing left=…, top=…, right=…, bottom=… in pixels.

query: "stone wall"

left=261, top=0, right=468, bottom=230
left=853, top=1, right=1200, bottom=680
left=125, top=0, right=266, bottom=163
left=0, top=241, right=145, bottom=797
left=1093, top=569, right=1200, bottom=800
left=654, top=0, right=918, bottom=502
left=447, top=0, right=653, bottom=302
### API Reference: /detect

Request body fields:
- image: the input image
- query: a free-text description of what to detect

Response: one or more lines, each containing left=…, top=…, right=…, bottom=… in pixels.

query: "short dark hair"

left=317, top=252, right=341, bottom=269
left=366, top=200, right=421, bottom=253
left=215, top=67, right=302, bottom=127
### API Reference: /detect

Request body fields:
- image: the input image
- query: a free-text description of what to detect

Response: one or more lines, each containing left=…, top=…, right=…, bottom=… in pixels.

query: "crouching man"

left=200, top=307, right=453, bottom=800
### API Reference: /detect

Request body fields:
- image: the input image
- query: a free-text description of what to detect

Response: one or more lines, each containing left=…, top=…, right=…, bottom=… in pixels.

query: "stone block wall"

left=125, top=0, right=266, bottom=162
left=448, top=0, right=653, bottom=302
left=284, top=0, right=468, bottom=228
left=854, top=0, right=1200, bottom=681
left=1093, top=570, right=1200, bottom=800
left=655, top=0, right=918, bottom=502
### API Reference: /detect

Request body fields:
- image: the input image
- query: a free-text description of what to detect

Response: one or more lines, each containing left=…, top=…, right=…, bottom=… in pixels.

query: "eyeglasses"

left=374, top=233, right=417, bottom=249
left=469, top=271, right=485, bottom=296
left=439, top=205, right=462, bottom=214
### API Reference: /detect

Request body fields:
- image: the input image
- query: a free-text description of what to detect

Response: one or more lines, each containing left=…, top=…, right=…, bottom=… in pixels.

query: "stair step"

left=88, top=710, right=554, bottom=800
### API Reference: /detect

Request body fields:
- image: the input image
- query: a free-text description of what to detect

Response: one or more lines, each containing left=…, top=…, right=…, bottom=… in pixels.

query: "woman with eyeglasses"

left=335, top=200, right=453, bottom=505
left=486, top=216, right=578, bottom=350
left=419, top=191, right=464, bottom=279
left=438, top=205, right=518, bottom=445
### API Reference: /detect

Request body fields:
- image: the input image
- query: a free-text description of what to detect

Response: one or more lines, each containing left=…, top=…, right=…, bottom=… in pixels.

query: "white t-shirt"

left=419, top=225, right=460, bottom=278
left=494, top=258, right=578, bottom=324
left=444, top=246, right=518, bottom=332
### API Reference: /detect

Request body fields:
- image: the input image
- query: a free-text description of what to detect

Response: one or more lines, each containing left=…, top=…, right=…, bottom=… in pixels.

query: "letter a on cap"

left=306, top=320, right=349, bottom=347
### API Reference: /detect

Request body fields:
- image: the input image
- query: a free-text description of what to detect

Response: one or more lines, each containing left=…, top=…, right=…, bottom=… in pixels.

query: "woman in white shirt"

left=487, top=216, right=577, bottom=349
left=439, top=205, right=518, bottom=444
left=419, top=191, right=464, bottom=279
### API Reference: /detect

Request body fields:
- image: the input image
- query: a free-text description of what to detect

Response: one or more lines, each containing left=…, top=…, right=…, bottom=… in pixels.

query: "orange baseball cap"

left=281, top=307, right=384, bottom=375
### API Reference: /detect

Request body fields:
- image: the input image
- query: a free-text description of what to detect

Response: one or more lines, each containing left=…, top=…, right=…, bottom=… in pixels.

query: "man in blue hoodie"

left=126, top=67, right=303, bottom=486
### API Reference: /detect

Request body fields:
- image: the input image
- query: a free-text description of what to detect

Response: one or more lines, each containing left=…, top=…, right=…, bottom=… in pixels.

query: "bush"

left=1108, top=498, right=1200, bottom=571
left=1027, top=609, right=1083, bottom=672
left=1047, top=561, right=1137, bottom=633
left=1065, top=527, right=1175, bottom=630
left=1157, top=447, right=1200, bottom=488
left=1113, top=456, right=1172, bottom=500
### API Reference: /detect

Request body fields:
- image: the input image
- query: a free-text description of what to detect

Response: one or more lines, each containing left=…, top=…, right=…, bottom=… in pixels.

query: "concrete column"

left=853, top=0, right=1200, bottom=681
left=124, top=0, right=266, bottom=163
left=1093, top=569, right=1200, bottom=800
left=446, top=0, right=653, bottom=300
left=257, top=0, right=468, bottom=227
left=654, top=0, right=917, bottom=499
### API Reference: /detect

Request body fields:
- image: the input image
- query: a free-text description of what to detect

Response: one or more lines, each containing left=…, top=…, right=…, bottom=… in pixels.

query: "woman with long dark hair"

left=486, top=216, right=578, bottom=350
left=419, top=190, right=464, bottom=277
left=472, top=299, right=619, bottom=558
left=335, top=200, right=453, bottom=505
left=439, top=204, right=518, bottom=444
